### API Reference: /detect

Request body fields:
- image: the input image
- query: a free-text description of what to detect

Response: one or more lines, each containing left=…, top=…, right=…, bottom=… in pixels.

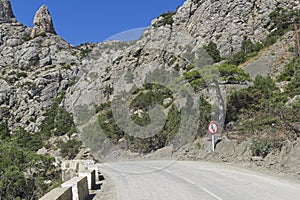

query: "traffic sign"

left=208, top=121, right=218, bottom=134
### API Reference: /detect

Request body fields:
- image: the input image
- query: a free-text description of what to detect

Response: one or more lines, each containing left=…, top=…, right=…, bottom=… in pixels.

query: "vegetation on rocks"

left=226, top=58, right=300, bottom=145
left=225, top=8, right=300, bottom=66
left=183, top=63, right=251, bottom=91
left=58, top=139, right=82, bottom=159
left=96, top=83, right=213, bottom=153
left=154, top=11, right=175, bottom=27
left=39, top=92, right=77, bottom=139
left=0, top=124, right=60, bottom=199
left=203, top=41, right=221, bottom=63
left=0, top=91, right=80, bottom=199
left=97, top=84, right=178, bottom=152
left=251, top=138, right=283, bottom=158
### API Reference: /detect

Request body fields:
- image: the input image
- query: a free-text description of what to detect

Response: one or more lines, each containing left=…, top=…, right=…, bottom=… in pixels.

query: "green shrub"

left=253, top=75, right=277, bottom=102
left=251, top=139, right=282, bottom=157
left=97, top=98, right=180, bottom=153
left=277, top=58, right=300, bottom=82
left=197, top=96, right=212, bottom=136
left=168, top=55, right=177, bottom=66
left=80, top=48, right=92, bottom=58
left=227, top=37, right=263, bottom=65
left=184, top=64, right=251, bottom=91
left=23, top=35, right=32, bottom=41
left=226, top=89, right=255, bottom=123
left=183, top=70, right=206, bottom=91
left=16, top=72, right=27, bottom=79
left=58, top=139, right=82, bottom=159
left=227, top=51, right=246, bottom=66
left=154, top=11, right=175, bottom=27
left=0, top=140, right=57, bottom=199
left=163, top=104, right=181, bottom=145
left=98, top=109, right=124, bottom=144
left=203, top=41, right=221, bottom=63
left=1, top=107, right=11, bottom=118
left=225, top=54, right=300, bottom=137
left=129, top=84, right=173, bottom=110
left=39, top=92, right=77, bottom=138
left=62, top=64, right=71, bottom=70
left=241, top=37, right=263, bottom=54
left=269, top=8, right=300, bottom=36
left=225, top=75, right=278, bottom=123
left=196, top=141, right=202, bottom=149
left=174, top=64, right=180, bottom=71
left=0, top=121, right=9, bottom=140
left=262, top=33, right=278, bottom=47
left=15, top=128, right=43, bottom=152
left=131, top=113, right=151, bottom=126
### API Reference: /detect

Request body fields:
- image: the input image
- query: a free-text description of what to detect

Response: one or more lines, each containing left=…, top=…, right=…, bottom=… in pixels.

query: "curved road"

left=97, top=161, right=300, bottom=200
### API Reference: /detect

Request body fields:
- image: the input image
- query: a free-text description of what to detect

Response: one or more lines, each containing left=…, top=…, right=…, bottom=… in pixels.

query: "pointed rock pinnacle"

left=0, top=0, right=16, bottom=23
left=31, top=5, right=56, bottom=38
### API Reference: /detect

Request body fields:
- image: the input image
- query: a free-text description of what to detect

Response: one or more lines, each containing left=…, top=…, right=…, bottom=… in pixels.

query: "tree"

left=0, top=139, right=56, bottom=199
left=218, top=64, right=251, bottom=84
left=0, top=121, right=10, bottom=140
left=58, top=139, right=82, bottom=159
left=154, top=11, right=175, bottom=27
left=197, top=96, right=212, bottom=136
left=203, top=41, right=221, bottom=63
left=225, top=89, right=255, bottom=123
left=183, top=70, right=206, bottom=91
left=15, top=128, right=43, bottom=152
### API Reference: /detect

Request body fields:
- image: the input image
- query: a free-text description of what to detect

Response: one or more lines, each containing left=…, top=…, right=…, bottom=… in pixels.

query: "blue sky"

left=10, top=0, right=185, bottom=46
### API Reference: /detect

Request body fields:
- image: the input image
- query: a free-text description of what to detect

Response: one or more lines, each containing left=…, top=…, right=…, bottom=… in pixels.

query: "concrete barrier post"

left=61, top=176, right=89, bottom=200
left=39, top=187, right=72, bottom=200
left=89, top=166, right=99, bottom=182
left=78, top=170, right=96, bottom=190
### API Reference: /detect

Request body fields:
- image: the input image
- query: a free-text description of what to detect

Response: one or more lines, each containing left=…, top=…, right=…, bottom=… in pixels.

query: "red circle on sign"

left=208, top=121, right=218, bottom=134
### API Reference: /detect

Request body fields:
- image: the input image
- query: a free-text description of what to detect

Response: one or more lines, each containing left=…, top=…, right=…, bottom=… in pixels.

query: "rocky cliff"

left=0, top=0, right=299, bottom=162
left=173, top=0, right=300, bottom=56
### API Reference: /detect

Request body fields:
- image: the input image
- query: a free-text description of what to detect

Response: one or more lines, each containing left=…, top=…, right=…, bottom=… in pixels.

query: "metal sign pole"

left=212, top=135, right=215, bottom=152
left=208, top=121, right=218, bottom=152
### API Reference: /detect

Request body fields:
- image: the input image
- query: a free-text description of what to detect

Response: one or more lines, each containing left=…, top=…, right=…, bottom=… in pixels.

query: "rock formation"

left=0, top=0, right=299, bottom=167
left=31, top=5, right=56, bottom=38
left=0, top=0, right=297, bottom=138
left=0, top=0, right=16, bottom=23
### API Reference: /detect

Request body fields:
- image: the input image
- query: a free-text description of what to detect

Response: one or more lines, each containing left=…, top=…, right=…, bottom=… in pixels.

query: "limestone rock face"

left=0, top=0, right=299, bottom=161
left=31, top=5, right=56, bottom=38
left=172, top=0, right=300, bottom=57
left=0, top=0, right=16, bottom=23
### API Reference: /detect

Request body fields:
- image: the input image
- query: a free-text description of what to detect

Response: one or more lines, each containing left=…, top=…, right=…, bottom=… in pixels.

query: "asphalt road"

left=97, top=161, right=300, bottom=200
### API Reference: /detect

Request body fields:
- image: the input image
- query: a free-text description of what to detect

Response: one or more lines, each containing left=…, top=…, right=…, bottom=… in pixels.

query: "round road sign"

left=208, top=121, right=218, bottom=134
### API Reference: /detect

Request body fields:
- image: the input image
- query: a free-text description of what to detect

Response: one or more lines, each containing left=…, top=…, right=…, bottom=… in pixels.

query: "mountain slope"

left=0, top=0, right=299, bottom=183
